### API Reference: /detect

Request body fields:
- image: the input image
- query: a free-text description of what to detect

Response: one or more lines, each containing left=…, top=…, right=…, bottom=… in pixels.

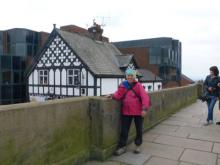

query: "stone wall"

left=0, top=84, right=200, bottom=164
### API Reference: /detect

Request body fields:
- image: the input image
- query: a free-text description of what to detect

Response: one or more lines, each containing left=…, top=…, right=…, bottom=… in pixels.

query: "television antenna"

left=85, top=16, right=111, bottom=28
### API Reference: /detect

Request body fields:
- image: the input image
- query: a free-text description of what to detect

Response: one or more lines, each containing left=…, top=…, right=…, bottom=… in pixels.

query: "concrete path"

left=85, top=101, right=220, bottom=165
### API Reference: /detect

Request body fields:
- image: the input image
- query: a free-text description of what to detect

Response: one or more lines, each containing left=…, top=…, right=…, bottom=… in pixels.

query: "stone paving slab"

left=137, top=142, right=184, bottom=160
left=153, top=135, right=213, bottom=152
left=148, top=124, right=189, bottom=138
left=111, top=151, right=151, bottom=165
left=180, top=149, right=217, bottom=165
left=161, top=119, right=202, bottom=128
left=85, top=102, right=220, bottom=165
left=168, top=115, right=201, bottom=124
left=84, top=160, right=121, bottom=165
left=142, top=133, right=160, bottom=142
left=213, top=143, right=220, bottom=154
left=144, top=156, right=178, bottom=165
left=179, top=162, right=198, bottom=165
left=148, top=127, right=189, bottom=138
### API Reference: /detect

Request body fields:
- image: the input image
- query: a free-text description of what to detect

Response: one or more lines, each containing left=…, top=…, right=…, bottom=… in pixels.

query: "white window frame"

left=38, top=70, right=48, bottom=85
left=67, top=69, right=80, bottom=85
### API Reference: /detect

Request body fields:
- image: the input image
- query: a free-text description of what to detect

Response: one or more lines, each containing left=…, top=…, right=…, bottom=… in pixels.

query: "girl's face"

left=210, top=70, right=214, bottom=76
left=127, top=74, right=135, bottom=83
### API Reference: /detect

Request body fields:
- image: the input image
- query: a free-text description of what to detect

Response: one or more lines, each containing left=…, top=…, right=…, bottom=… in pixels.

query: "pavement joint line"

left=146, top=155, right=181, bottom=164
left=162, top=123, right=202, bottom=129
left=148, top=141, right=184, bottom=149
left=174, top=125, right=181, bottom=132
left=187, top=136, right=220, bottom=144
left=150, top=140, right=214, bottom=153
left=211, top=142, right=215, bottom=153
left=178, top=148, right=186, bottom=161
left=148, top=130, right=189, bottom=138
left=186, top=133, right=191, bottom=138
left=142, top=155, right=152, bottom=165
left=151, top=132, right=212, bottom=143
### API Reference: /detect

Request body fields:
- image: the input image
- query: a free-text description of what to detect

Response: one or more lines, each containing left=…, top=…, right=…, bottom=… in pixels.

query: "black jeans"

left=118, top=115, right=143, bottom=148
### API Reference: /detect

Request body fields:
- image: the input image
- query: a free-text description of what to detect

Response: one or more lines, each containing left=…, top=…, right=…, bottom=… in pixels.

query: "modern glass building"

left=0, top=28, right=48, bottom=105
left=113, top=38, right=182, bottom=87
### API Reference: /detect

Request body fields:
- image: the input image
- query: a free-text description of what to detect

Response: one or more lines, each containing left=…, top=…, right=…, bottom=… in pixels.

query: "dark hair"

left=210, top=66, right=219, bottom=76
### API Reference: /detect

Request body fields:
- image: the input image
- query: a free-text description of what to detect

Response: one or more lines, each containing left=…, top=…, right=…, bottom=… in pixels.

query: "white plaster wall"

left=101, top=78, right=118, bottom=95
left=88, top=72, right=94, bottom=86
left=29, top=86, right=33, bottom=93
left=68, top=88, right=73, bottom=96
left=33, top=70, right=38, bottom=85
left=61, top=69, right=66, bottom=85
left=97, top=78, right=101, bottom=86
left=44, top=87, right=48, bottom=94
left=118, top=78, right=124, bottom=85
left=81, top=68, right=87, bottom=86
left=30, top=95, right=46, bottom=102
left=62, top=87, right=66, bottom=95
left=39, top=87, right=43, bottom=94
left=49, top=69, right=54, bottom=85
left=142, top=82, right=154, bottom=92
left=74, top=88, right=79, bottom=96
left=34, top=87, right=38, bottom=93
left=88, top=88, right=94, bottom=96
left=154, top=82, right=162, bottom=91
left=29, top=73, right=33, bottom=85
left=55, top=87, right=60, bottom=95
left=97, top=88, right=100, bottom=96
left=55, top=69, right=60, bottom=85
left=49, top=87, right=54, bottom=94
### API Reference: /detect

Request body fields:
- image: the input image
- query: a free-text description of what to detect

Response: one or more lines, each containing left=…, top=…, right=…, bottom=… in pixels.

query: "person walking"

left=203, top=66, right=220, bottom=126
left=106, top=68, right=151, bottom=155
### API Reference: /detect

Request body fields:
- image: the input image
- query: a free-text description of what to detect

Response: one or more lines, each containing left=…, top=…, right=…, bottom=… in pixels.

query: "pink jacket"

left=113, top=81, right=151, bottom=116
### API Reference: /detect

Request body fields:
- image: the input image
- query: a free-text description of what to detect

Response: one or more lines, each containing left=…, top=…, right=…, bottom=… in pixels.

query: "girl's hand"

left=141, top=110, right=148, bottom=117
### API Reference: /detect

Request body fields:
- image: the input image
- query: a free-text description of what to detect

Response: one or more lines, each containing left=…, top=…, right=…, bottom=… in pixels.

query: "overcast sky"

left=1, top=0, right=220, bottom=80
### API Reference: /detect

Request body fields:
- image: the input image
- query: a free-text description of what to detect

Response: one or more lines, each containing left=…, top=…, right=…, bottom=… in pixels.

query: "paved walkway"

left=85, top=101, right=220, bottom=165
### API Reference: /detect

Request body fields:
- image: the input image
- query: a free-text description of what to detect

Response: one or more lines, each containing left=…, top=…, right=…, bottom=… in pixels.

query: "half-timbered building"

left=27, top=26, right=137, bottom=101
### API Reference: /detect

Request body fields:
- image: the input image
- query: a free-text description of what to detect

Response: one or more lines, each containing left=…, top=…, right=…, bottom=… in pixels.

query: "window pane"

left=74, top=75, right=79, bottom=85
left=44, top=77, right=48, bottom=84
left=39, top=70, right=43, bottom=75
left=13, top=72, right=20, bottom=83
left=40, top=77, right=43, bottom=84
left=16, top=43, right=26, bottom=56
left=1, top=86, right=11, bottom=99
left=68, top=77, right=73, bottom=85
left=0, top=31, right=3, bottom=55
left=74, top=70, right=79, bottom=75
left=13, top=85, right=21, bottom=99
left=13, top=56, right=21, bottom=70
left=1, top=56, right=11, bottom=69
left=150, top=48, right=161, bottom=64
left=44, top=70, right=48, bottom=75
left=68, top=70, right=73, bottom=75
left=2, top=71, right=11, bottom=84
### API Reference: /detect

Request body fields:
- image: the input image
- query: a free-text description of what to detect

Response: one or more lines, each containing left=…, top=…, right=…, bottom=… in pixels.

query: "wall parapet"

left=0, top=84, right=201, bottom=164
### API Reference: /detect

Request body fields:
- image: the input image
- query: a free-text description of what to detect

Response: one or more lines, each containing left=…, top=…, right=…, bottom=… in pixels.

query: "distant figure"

left=105, top=68, right=151, bottom=155
left=203, top=66, right=220, bottom=126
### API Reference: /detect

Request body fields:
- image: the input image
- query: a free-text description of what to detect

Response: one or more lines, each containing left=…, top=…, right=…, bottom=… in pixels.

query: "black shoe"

left=216, top=121, right=220, bottom=125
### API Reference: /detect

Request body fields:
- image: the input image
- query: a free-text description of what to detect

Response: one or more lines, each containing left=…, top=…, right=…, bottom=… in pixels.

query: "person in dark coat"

left=203, top=66, right=220, bottom=126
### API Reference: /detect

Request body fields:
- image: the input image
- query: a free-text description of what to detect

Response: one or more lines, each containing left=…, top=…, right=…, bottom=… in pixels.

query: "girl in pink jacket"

left=108, top=69, right=151, bottom=155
